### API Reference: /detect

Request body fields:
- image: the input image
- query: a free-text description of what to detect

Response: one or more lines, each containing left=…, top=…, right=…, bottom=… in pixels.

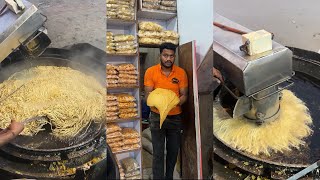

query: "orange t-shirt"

left=144, top=64, right=188, bottom=115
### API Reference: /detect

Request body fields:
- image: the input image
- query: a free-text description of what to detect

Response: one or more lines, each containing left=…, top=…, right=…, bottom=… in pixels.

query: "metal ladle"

left=21, top=116, right=47, bottom=125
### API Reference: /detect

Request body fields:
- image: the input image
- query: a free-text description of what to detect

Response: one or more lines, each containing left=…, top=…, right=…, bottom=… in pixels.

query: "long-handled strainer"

left=0, top=83, right=26, bottom=104
left=21, top=116, right=47, bottom=125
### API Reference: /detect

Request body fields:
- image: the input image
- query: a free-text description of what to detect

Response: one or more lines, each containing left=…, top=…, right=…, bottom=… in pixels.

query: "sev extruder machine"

left=210, top=14, right=320, bottom=179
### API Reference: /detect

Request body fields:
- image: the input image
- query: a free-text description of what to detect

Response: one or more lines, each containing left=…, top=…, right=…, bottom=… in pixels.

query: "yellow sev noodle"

left=0, top=66, right=105, bottom=139
left=213, top=90, right=313, bottom=156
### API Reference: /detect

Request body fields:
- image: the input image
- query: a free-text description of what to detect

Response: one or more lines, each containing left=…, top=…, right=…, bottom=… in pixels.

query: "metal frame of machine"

left=0, top=0, right=50, bottom=63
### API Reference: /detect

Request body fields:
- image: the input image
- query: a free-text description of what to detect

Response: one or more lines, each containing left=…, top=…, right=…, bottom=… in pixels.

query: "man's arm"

left=144, top=86, right=154, bottom=102
left=178, top=69, right=188, bottom=106
left=212, top=67, right=224, bottom=83
left=0, top=120, right=24, bottom=147
left=144, top=68, right=154, bottom=103
left=179, top=87, right=188, bottom=106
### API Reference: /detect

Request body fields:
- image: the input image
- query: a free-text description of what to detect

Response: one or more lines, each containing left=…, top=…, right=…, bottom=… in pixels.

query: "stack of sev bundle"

left=161, top=30, right=179, bottom=45
left=138, top=21, right=163, bottom=45
left=106, top=123, right=123, bottom=152
left=106, top=93, right=138, bottom=122
left=106, top=64, right=119, bottom=88
left=159, top=0, right=177, bottom=12
left=106, top=0, right=135, bottom=21
left=121, top=128, right=141, bottom=151
left=106, top=64, right=138, bottom=88
left=106, top=32, right=116, bottom=54
left=142, top=0, right=160, bottom=10
left=106, top=94, right=119, bottom=122
left=138, top=21, right=179, bottom=46
left=117, top=64, right=138, bottom=87
left=113, top=35, right=137, bottom=55
left=118, top=94, right=138, bottom=119
left=106, top=34, right=137, bottom=55
left=106, top=124, right=141, bottom=153
left=141, top=0, right=177, bottom=13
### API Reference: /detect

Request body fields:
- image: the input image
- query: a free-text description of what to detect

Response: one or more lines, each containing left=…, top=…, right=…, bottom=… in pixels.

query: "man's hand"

left=212, top=67, right=224, bottom=84
left=0, top=120, right=24, bottom=147
left=179, top=87, right=188, bottom=106
left=8, top=120, right=24, bottom=134
left=144, top=86, right=154, bottom=106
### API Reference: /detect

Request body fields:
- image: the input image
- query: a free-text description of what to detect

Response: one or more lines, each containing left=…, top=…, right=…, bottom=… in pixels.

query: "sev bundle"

left=214, top=90, right=313, bottom=156
left=0, top=66, right=105, bottom=139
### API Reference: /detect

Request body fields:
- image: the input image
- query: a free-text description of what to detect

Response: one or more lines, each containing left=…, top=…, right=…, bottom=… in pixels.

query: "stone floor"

left=142, top=128, right=181, bottom=179
left=28, top=0, right=106, bottom=50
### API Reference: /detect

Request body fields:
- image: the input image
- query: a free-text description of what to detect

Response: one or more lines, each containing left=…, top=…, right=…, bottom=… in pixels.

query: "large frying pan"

left=0, top=43, right=107, bottom=160
left=213, top=47, right=320, bottom=178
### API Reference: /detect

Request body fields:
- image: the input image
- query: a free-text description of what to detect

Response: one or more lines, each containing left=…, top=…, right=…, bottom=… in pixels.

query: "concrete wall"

left=177, top=0, right=214, bottom=66
left=215, top=0, right=320, bottom=53
left=29, top=0, right=106, bottom=50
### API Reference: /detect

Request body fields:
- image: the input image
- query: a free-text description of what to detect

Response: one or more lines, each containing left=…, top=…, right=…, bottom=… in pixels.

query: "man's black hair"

left=159, top=42, right=177, bottom=54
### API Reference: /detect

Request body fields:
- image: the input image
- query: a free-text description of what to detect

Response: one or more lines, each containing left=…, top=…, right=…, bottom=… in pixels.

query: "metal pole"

left=287, top=160, right=320, bottom=180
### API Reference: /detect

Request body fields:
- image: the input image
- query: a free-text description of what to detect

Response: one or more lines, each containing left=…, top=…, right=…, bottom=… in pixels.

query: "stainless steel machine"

left=210, top=14, right=320, bottom=179
left=0, top=0, right=50, bottom=64
left=213, top=15, right=294, bottom=125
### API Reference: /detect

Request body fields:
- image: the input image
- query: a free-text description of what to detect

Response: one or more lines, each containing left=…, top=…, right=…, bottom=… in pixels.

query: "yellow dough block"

left=242, top=30, right=272, bottom=56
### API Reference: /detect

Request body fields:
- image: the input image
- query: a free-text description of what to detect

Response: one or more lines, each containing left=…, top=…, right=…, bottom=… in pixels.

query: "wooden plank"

left=197, top=46, right=215, bottom=178
left=199, top=94, right=213, bottom=178
left=178, top=42, right=198, bottom=179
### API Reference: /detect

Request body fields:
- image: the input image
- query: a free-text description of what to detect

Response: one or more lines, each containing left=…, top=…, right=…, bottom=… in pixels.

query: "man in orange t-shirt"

left=144, top=43, right=188, bottom=180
